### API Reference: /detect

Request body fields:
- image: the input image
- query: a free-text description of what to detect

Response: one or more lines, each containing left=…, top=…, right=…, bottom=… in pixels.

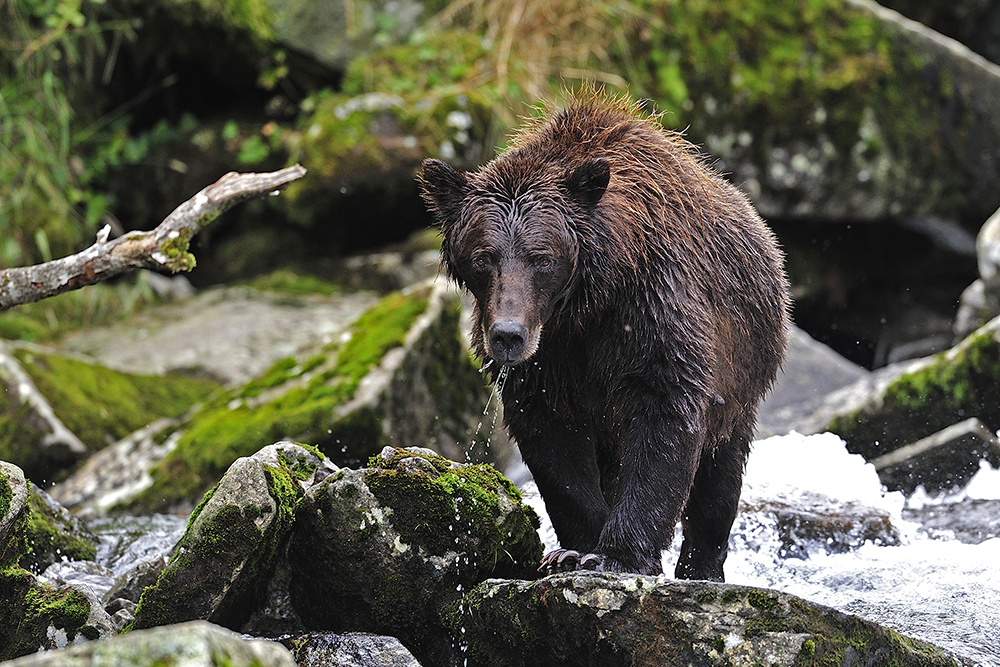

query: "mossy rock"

left=458, top=573, right=960, bottom=667
left=618, top=0, right=1000, bottom=227
left=827, top=315, right=1000, bottom=460
left=131, top=442, right=325, bottom=631
left=0, top=344, right=220, bottom=484
left=20, top=483, right=99, bottom=574
left=129, top=281, right=492, bottom=513
left=0, top=567, right=101, bottom=661
left=289, top=446, right=542, bottom=667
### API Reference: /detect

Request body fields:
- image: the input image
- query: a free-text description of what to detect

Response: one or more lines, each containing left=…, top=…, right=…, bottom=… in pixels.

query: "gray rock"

left=280, top=632, right=422, bottom=667
left=458, top=572, right=962, bottom=667
left=872, top=417, right=1000, bottom=493
left=57, top=285, right=379, bottom=387
left=0, top=620, right=296, bottom=667
left=955, top=205, right=1000, bottom=339
left=289, top=446, right=542, bottom=667
left=1, top=460, right=29, bottom=567
left=756, top=326, right=869, bottom=438
left=131, top=442, right=326, bottom=630
left=22, top=482, right=100, bottom=573
left=267, top=0, right=426, bottom=70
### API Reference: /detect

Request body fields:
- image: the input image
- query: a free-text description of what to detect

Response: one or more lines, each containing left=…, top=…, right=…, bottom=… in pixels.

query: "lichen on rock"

left=457, top=572, right=961, bottom=667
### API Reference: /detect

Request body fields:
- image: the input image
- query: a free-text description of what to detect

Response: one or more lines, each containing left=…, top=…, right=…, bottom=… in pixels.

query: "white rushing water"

left=521, top=431, right=1000, bottom=666
left=727, top=433, right=998, bottom=666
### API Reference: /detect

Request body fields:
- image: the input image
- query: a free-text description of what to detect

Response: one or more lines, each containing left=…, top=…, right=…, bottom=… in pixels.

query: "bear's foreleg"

left=514, top=420, right=610, bottom=557
left=596, top=411, right=705, bottom=576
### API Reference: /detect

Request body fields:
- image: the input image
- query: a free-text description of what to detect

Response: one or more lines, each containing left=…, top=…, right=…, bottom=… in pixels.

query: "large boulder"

left=131, top=442, right=328, bottom=630
left=457, top=573, right=961, bottom=667
left=826, top=315, right=1000, bottom=460
left=289, top=445, right=543, bottom=667
left=630, top=0, right=1000, bottom=228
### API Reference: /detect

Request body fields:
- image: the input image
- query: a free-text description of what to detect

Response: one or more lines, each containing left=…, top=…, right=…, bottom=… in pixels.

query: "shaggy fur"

left=421, top=91, right=790, bottom=579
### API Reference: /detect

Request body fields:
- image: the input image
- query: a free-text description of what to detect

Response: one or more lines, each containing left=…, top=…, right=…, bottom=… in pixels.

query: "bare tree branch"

left=0, top=164, right=308, bottom=311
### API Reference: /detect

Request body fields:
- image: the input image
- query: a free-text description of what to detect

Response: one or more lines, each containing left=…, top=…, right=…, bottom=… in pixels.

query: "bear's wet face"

left=457, top=202, right=576, bottom=365
left=421, top=158, right=602, bottom=366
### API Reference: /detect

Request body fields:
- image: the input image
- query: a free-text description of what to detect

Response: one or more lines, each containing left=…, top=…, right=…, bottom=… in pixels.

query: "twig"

left=0, top=164, right=307, bottom=311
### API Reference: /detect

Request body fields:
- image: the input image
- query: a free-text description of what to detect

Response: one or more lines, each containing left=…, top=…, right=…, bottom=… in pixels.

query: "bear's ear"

left=566, top=158, right=610, bottom=209
left=420, top=159, right=469, bottom=225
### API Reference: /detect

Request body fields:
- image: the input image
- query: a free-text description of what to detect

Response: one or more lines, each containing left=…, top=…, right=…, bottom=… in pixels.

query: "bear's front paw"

left=539, top=549, right=605, bottom=573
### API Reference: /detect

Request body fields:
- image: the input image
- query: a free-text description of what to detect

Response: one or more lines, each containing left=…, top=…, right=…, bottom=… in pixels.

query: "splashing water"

left=467, top=361, right=509, bottom=462
left=726, top=432, right=1000, bottom=667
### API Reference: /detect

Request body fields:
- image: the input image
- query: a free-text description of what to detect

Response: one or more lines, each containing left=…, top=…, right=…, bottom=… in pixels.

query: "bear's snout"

left=488, top=320, right=529, bottom=365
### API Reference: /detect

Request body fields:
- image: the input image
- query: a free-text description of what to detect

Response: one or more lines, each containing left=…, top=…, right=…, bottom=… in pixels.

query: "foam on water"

left=729, top=432, right=1000, bottom=667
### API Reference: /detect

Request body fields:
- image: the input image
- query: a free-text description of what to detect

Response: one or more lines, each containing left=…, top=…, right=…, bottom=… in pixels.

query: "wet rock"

left=825, top=315, right=1000, bottom=461
left=131, top=442, right=328, bottom=630
left=1, top=460, right=29, bottom=567
left=872, top=417, right=1000, bottom=493
left=903, top=497, right=1000, bottom=544
left=0, top=619, right=297, bottom=667
left=458, top=572, right=961, bottom=667
left=279, top=632, right=422, bottom=667
left=289, top=445, right=542, bottom=667
left=738, top=497, right=900, bottom=559
left=1, top=504, right=116, bottom=663
left=21, top=482, right=99, bottom=573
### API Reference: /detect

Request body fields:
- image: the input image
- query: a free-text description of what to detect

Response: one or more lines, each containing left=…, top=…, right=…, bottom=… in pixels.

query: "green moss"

left=800, top=638, right=816, bottom=656
left=21, top=489, right=97, bottom=573
left=0, top=475, right=28, bottom=570
left=748, top=589, right=779, bottom=611
left=238, top=269, right=341, bottom=296
left=693, top=589, right=717, bottom=604
left=0, top=474, right=11, bottom=522
left=158, top=227, right=197, bottom=272
left=712, top=636, right=726, bottom=653
left=0, top=567, right=93, bottom=661
left=130, top=288, right=429, bottom=512
left=364, top=455, right=541, bottom=573
left=828, top=328, right=1000, bottom=458
left=12, top=349, right=220, bottom=454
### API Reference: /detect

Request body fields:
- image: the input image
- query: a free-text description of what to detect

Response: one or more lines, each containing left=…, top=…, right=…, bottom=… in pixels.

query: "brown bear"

left=420, top=91, right=790, bottom=580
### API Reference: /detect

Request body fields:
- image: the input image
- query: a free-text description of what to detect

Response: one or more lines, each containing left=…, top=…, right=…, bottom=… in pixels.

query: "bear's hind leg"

left=674, top=422, right=753, bottom=582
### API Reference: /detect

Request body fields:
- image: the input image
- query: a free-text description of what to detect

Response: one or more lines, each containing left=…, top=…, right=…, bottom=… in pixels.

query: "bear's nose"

left=488, top=321, right=528, bottom=364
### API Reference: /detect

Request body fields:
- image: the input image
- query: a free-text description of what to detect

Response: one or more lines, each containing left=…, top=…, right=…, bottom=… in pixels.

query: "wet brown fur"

left=421, top=90, right=790, bottom=578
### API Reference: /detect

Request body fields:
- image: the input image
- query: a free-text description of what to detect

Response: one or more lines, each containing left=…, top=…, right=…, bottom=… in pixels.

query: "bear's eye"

left=472, top=254, right=491, bottom=270
left=533, top=256, right=553, bottom=270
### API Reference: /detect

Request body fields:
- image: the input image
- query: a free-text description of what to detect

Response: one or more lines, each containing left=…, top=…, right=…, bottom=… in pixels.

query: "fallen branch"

left=0, top=164, right=307, bottom=311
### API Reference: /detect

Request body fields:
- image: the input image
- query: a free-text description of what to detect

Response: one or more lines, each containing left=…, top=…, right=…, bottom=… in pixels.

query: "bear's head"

left=420, top=157, right=610, bottom=366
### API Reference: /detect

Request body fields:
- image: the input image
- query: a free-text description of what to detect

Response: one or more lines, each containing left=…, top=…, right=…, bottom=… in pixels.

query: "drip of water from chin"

left=466, top=361, right=509, bottom=463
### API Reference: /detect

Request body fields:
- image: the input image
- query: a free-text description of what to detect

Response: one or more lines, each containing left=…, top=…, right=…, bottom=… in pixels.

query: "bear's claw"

left=539, top=549, right=605, bottom=573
